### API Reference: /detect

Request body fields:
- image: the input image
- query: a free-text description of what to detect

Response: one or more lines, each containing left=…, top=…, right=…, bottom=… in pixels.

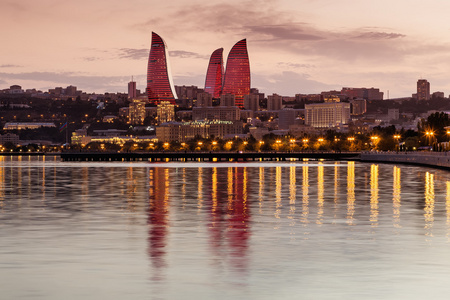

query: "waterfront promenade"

left=360, top=151, right=450, bottom=169
left=3, top=151, right=450, bottom=170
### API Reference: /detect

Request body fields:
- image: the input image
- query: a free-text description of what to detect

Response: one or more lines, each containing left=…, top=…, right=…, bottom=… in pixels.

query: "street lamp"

left=393, top=134, right=401, bottom=151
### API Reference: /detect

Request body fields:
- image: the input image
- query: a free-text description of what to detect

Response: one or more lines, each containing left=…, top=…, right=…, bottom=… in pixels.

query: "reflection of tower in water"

left=226, top=167, right=251, bottom=272
left=148, top=168, right=170, bottom=278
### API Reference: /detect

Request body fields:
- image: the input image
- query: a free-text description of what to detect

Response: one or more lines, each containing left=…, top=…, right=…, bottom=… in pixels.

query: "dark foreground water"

left=1, top=156, right=450, bottom=299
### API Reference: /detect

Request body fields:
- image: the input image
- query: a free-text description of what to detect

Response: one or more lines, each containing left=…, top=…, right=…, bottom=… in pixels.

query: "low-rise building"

left=3, top=122, right=56, bottom=130
left=305, top=102, right=350, bottom=128
left=156, top=120, right=243, bottom=142
left=192, top=106, right=240, bottom=121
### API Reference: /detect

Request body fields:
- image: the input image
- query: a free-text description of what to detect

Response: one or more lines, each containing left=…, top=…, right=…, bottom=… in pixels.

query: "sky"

left=1, top=0, right=450, bottom=98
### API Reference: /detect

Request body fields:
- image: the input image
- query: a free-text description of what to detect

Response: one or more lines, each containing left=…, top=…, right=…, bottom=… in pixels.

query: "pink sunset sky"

left=1, top=0, right=450, bottom=98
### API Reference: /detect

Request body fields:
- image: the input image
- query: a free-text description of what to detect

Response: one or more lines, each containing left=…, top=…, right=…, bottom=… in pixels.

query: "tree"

left=418, top=112, right=450, bottom=144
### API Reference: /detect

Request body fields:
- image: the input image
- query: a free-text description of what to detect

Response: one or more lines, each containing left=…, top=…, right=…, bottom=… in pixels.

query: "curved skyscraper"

left=204, top=48, right=224, bottom=98
left=146, top=32, right=177, bottom=104
left=222, top=39, right=250, bottom=108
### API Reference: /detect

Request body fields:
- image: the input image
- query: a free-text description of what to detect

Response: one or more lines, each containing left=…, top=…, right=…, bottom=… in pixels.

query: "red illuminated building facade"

left=222, top=39, right=251, bottom=108
left=146, top=32, right=177, bottom=104
left=204, top=48, right=224, bottom=98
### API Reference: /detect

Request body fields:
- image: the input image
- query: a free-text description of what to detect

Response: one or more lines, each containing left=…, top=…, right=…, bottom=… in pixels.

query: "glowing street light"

left=394, top=134, right=401, bottom=151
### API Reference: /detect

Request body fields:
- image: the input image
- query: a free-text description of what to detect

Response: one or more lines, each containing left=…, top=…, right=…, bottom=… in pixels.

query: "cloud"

left=253, top=71, right=336, bottom=96
left=353, top=31, right=406, bottom=40
left=169, top=50, right=208, bottom=59
left=116, top=48, right=148, bottom=60
left=244, top=24, right=324, bottom=41
left=131, top=0, right=284, bottom=35
left=277, top=62, right=315, bottom=69
left=0, top=64, right=22, bottom=68
left=81, top=57, right=101, bottom=62
left=131, top=2, right=413, bottom=65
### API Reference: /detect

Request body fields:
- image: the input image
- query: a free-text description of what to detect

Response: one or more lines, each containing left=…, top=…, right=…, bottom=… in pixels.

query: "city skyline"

left=2, top=0, right=450, bottom=98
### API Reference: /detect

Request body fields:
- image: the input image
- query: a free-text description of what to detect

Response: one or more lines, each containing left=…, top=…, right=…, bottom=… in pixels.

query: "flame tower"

left=146, top=32, right=177, bottom=104
left=204, top=48, right=224, bottom=98
left=222, top=39, right=250, bottom=108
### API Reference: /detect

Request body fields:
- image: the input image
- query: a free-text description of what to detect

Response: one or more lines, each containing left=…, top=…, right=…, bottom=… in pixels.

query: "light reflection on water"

left=3, top=157, right=450, bottom=299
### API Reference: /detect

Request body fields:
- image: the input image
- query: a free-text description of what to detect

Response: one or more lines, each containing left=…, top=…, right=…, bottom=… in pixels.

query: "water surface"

left=1, top=156, right=450, bottom=299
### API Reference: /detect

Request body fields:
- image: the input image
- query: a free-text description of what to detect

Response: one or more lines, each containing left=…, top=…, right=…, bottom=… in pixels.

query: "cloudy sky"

left=1, top=0, right=450, bottom=98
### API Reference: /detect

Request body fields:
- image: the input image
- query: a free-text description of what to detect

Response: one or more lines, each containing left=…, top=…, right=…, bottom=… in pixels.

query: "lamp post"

left=393, top=134, right=401, bottom=152
left=425, top=131, right=435, bottom=149
left=370, top=136, right=379, bottom=150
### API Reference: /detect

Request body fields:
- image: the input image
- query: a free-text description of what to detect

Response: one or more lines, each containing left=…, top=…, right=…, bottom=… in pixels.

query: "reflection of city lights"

left=317, top=164, right=324, bottom=225
left=393, top=166, right=401, bottom=228
left=275, top=167, right=282, bottom=219
left=446, top=182, right=450, bottom=236
left=347, top=161, right=355, bottom=225
left=424, top=172, right=435, bottom=236
left=302, top=166, right=309, bottom=226
left=370, top=164, right=379, bottom=227
left=258, top=167, right=264, bottom=214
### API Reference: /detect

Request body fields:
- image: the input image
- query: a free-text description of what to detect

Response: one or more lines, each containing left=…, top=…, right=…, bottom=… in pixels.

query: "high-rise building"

left=417, top=79, right=430, bottom=101
left=175, top=85, right=202, bottom=100
left=341, top=87, right=383, bottom=100
left=65, top=85, right=77, bottom=97
left=157, top=101, right=175, bottom=124
left=305, top=102, right=350, bottom=128
left=146, top=32, right=177, bottom=104
left=222, top=39, right=250, bottom=108
left=244, top=94, right=260, bottom=111
left=128, top=79, right=136, bottom=99
left=129, top=99, right=146, bottom=125
left=204, top=48, right=223, bottom=98
left=278, top=108, right=297, bottom=130
left=196, top=92, right=213, bottom=107
left=220, top=93, right=235, bottom=107
left=349, top=99, right=367, bottom=115
left=267, top=93, right=283, bottom=111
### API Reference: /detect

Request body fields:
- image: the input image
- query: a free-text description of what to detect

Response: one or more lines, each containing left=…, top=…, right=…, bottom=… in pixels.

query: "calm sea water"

left=1, top=156, right=450, bottom=299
